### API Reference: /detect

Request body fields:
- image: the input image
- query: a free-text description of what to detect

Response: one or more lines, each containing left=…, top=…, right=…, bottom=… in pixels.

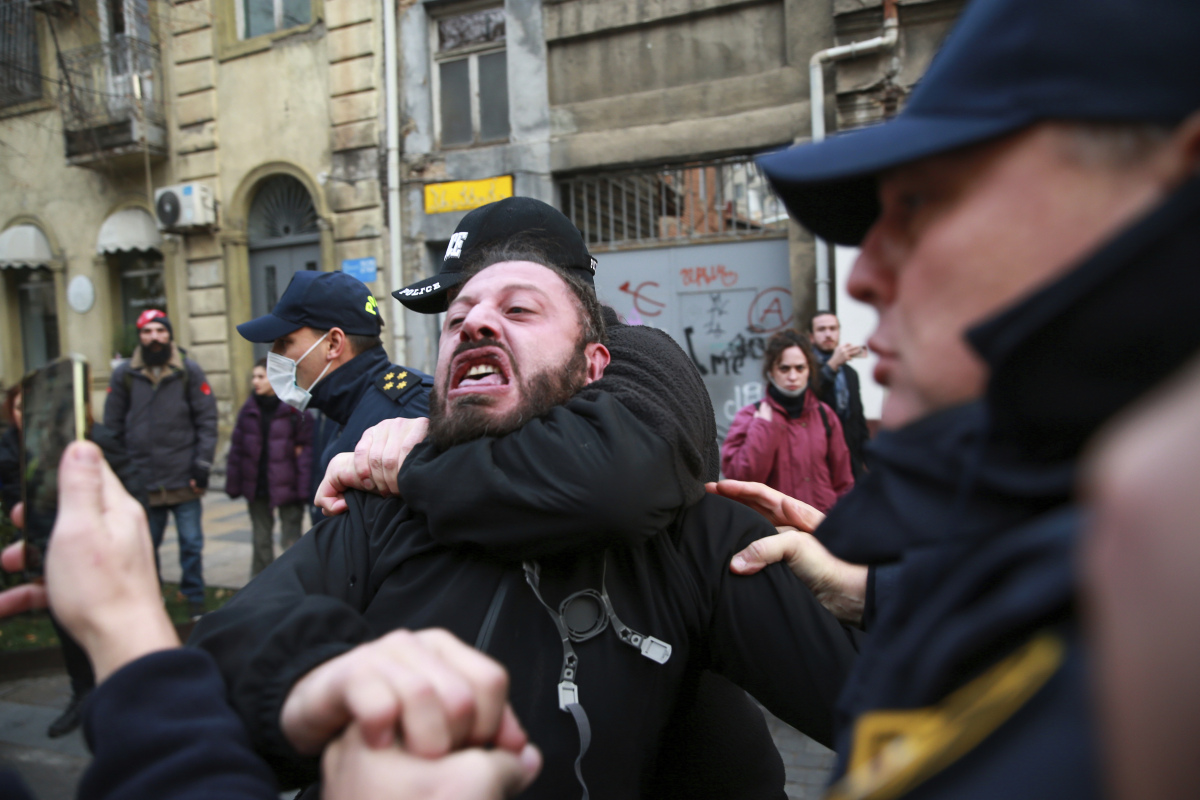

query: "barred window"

left=0, top=0, right=42, bottom=109
left=558, top=156, right=788, bottom=250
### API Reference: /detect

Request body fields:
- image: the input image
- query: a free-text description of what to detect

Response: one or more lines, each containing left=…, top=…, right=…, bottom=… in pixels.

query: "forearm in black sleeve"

left=187, top=500, right=380, bottom=785
left=692, top=505, right=861, bottom=747
left=80, top=649, right=279, bottom=800
left=398, top=394, right=685, bottom=559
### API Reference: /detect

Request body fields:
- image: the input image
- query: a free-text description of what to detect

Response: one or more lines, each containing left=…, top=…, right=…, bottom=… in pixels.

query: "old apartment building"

left=1, top=0, right=963, bottom=438
left=0, top=0, right=395, bottom=423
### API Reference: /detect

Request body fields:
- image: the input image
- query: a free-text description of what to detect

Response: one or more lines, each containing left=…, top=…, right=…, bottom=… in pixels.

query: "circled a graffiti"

left=747, top=287, right=793, bottom=333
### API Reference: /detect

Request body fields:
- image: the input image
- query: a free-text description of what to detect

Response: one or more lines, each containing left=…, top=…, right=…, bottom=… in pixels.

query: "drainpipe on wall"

left=383, top=0, right=407, bottom=364
left=809, top=0, right=899, bottom=311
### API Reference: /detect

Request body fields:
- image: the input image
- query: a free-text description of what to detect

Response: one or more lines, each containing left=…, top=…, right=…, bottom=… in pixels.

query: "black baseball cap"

left=394, top=196, right=598, bottom=314
left=237, top=271, right=383, bottom=342
left=758, top=0, right=1200, bottom=246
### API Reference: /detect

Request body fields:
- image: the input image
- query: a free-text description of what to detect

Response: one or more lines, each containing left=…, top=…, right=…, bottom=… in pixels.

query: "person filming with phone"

left=808, top=312, right=870, bottom=478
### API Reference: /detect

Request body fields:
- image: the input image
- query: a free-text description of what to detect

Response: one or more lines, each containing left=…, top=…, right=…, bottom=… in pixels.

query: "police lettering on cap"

left=237, top=271, right=384, bottom=343
left=393, top=196, right=598, bottom=315
left=757, top=0, right=1200, bottom=246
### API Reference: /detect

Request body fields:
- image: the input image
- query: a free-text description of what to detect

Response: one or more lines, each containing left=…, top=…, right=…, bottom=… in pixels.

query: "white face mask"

left=267, top=333, right=331, bottom=412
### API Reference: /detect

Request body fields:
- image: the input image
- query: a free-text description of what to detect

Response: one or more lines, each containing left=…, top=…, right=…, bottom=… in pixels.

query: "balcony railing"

left=57, top=35, right=165, bottom=163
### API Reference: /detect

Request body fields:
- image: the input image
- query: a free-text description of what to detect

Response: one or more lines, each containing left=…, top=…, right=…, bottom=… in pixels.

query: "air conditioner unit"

left=155, top=183, right=216, bottom=231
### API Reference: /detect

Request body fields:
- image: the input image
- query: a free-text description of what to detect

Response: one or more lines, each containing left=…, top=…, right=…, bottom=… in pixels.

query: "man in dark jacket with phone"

left=105, top=309, right=217, bottom=619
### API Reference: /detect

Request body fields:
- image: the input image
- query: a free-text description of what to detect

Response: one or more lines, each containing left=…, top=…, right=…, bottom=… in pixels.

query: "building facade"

left=398, top=0, right=963, bottom=435
left=1, top=0, right=963, bottom=433
left=0, top=0, right=395, bottom=426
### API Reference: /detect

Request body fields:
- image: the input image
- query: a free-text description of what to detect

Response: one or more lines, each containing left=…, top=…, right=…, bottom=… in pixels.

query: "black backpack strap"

left=817, top=403, right=832, bottom=440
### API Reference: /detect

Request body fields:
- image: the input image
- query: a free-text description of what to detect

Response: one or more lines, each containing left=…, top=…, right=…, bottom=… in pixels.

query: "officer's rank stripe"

left=826, top=631, right=1065, bottom=800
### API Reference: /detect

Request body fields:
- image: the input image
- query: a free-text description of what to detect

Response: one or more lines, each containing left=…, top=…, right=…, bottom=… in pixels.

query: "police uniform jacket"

left=814, top=174, right=1200, bottom=800
left=306, top=345, right=431, bottom=498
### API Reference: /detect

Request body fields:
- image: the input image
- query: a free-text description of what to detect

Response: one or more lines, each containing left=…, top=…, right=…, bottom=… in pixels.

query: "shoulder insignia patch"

left=377, top=367, right=415, bottom=401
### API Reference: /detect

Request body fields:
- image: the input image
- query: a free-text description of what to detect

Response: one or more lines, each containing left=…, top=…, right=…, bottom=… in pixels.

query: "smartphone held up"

left=21, top=355, right=92, bottom=578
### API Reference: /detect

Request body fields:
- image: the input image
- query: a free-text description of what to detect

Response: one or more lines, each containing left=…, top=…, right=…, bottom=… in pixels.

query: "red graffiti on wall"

left=747, top=287, right=793, bottom=333
left=618, top=280, right=665, bottom=317
left=680, top=265, right=739, bottom=288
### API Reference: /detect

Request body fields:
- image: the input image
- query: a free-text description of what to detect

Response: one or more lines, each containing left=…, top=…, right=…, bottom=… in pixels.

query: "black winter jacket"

left=191, top=394, right=860, bottom=799
left=815, top=355, right=870, bottom=479
left=4, top=649, right=278, bottom=800
left=104, top=346, right=217, bottom=497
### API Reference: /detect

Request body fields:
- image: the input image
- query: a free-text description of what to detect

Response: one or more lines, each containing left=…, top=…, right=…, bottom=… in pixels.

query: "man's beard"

left=428, top=341, right=589, bottom=451
left=142, top=341, right=171, bottom=366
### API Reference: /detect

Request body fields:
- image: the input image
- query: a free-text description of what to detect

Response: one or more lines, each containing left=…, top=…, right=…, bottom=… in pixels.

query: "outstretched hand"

left=705, top=479, right=826, bottom=532
left=281, top=628, right=529, bottom=759
left=315, top=417, right=430, bottom=516
left=729, top=527, right=867, bottom=625
left=708, top=480, right=866, bottom=625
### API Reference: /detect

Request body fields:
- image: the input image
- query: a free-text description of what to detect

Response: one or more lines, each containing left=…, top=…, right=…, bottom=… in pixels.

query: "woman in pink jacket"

left=722, top=330, right=854, bottom=513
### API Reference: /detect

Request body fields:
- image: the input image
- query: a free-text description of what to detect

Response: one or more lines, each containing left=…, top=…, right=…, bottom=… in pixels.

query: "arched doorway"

left=247, top=175, right=320, bottom=359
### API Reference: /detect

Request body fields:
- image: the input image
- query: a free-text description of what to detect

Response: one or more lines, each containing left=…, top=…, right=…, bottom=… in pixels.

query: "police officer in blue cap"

left=237, top=271, right=431, bottom=513
left=720, top=0, right=1200, bottom=797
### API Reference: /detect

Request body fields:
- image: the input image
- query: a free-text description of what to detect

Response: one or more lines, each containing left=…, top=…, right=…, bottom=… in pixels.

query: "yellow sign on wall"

left=424, top=175, right=514, bottom=215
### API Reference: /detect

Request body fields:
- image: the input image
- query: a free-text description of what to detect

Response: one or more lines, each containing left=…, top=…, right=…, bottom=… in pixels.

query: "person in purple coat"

left=226, top=359, right=313, bottom=575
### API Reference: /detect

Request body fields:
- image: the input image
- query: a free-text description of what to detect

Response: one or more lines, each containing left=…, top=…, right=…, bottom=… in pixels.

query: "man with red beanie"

left=105, top=308, right=217, bottom=619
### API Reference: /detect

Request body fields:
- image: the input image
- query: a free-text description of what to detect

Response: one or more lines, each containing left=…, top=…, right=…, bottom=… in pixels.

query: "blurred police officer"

left=750, top=0, right=1200, bottom=797
left=237, top=271, right=430, bottom=515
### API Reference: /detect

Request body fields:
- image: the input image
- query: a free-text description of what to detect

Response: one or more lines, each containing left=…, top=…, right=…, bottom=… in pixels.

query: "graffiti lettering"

left=683, top=326, right=708, bottom=376
left=680, top=265, right=739, bottom=288
left=707, top=331, right=769, bottom=377
left=747, top=287, right=793, bottom=334
left=724, top=381, right=765, bottom=420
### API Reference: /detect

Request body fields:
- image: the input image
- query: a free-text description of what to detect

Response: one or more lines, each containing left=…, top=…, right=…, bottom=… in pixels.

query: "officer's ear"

left=326, top=327, right=349, bottom=361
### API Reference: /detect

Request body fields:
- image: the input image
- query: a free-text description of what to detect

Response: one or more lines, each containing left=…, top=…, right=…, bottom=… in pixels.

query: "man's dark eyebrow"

left=449, top=282, right=549, bottom=310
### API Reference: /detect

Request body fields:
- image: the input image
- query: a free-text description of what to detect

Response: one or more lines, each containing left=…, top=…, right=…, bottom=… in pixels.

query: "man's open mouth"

left=449, top=347, right=513, bottom=393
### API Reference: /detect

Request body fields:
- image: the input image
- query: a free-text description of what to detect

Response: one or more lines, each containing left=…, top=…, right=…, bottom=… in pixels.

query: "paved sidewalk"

left=157, top=484, right=313, bottom=591
left=0, top=676, right=88, bottom=799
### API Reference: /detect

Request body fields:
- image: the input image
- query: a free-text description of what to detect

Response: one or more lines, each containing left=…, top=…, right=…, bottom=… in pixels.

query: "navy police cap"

left=394, top=196, right=597, bottom=315
left=237, top=270, right=383, bottom=342
left=758, top=0, right=1200, bottom=246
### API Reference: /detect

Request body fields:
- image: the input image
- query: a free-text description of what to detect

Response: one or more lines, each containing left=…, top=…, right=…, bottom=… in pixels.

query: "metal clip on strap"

left=524, top=561, right=592, bottom=800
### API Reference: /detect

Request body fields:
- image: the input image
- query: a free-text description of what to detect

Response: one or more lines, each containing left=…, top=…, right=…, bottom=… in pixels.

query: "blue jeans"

left=148, top=499, right=205, bottom=603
